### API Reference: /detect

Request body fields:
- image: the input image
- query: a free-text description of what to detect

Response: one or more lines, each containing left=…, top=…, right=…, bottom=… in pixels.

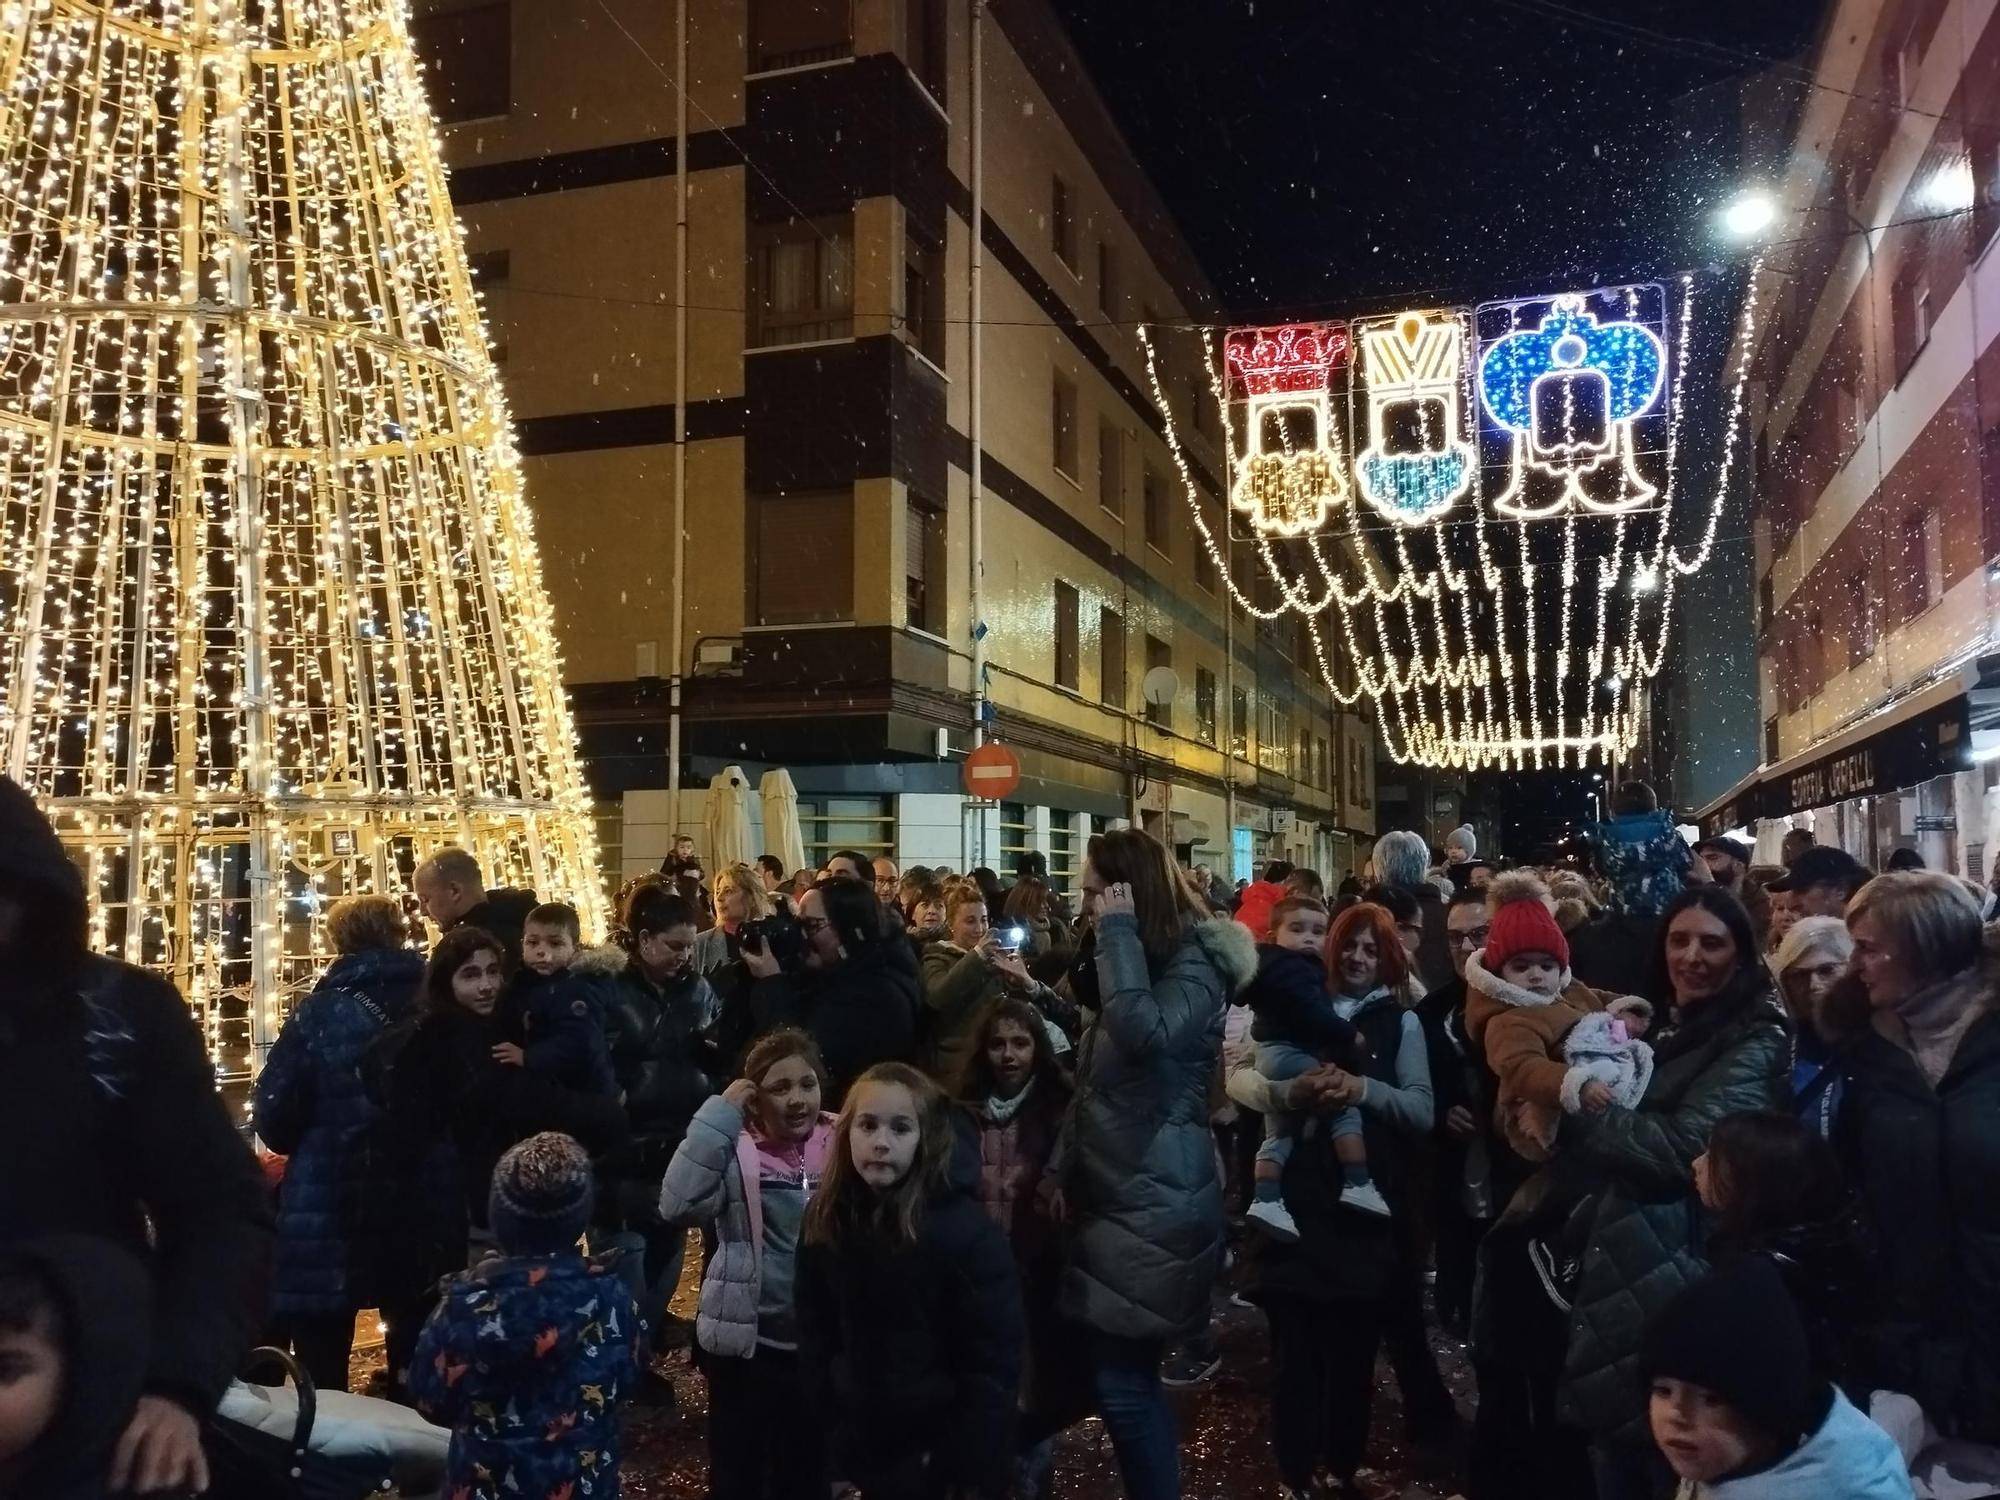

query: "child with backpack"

left=657, top=1028, right=836, bottom=1500
left=798, top=1062, right=1024, bottom=1500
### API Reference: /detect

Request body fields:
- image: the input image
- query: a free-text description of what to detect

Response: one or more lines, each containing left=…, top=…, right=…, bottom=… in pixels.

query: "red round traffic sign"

left=962, top=740, right=1023, bottom=801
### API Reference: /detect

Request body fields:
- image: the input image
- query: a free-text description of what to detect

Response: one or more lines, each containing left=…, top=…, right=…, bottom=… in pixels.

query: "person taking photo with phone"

left=920, top=884, right=1073, bottom=1088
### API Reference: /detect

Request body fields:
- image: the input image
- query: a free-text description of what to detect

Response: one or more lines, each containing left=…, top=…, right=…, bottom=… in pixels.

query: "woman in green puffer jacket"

left=1552, top=885, right=1790, bottom=1499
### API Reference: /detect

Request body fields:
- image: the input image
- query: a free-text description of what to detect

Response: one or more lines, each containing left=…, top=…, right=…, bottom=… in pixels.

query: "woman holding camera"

left=743, top=876, right=920, bottom=1107
left=921, top=882, right=1073, bottom=1086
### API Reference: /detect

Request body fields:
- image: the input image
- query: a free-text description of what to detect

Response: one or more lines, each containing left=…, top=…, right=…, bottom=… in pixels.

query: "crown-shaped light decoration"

left=1224, top=323, right=1351, bottom=537
left=1353, top=311, right=1477, bottom=527
left=1225, top=323, right=1349, bottom=397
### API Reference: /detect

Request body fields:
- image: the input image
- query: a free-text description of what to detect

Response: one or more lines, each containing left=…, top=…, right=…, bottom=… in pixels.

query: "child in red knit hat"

left=1464, top=871, right=1653, bottom=1161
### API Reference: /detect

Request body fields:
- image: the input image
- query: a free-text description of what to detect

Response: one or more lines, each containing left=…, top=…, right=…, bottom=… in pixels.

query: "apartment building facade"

left=1699, top=0, right=2000, bottom=874
left=411, top=0, right=1378, bottom=890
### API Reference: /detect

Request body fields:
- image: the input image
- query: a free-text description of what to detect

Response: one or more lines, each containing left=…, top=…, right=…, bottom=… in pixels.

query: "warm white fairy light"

left=1141, top=267, right=1760, bottom=772
left=0, top=0, right=606, bottom=1087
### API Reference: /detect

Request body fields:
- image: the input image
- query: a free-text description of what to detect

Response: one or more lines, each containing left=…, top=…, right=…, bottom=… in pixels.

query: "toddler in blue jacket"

left=493, top=902, right=618, bottom=1096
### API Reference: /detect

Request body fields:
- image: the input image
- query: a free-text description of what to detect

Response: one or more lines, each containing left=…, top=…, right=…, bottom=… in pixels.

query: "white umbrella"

left=1751, top=817, right=1789, bottom=867
left=760, top=767, right=808, bottom=876
left=705, top=766, right=754, bottom=873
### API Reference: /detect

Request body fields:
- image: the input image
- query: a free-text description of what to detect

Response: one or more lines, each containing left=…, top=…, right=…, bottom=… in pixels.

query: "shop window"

left=905, top=498, right=945, bottom=635
left=1052, top=373, right=1079, bottom=481
left=1047, top=813, right=1076, bottom=894
left=999, top=802, right=1030, bottom=868
left=1195, top=666, right=1217, bottom=745
left=1100, top=607, right=1126, bottom=708
left=749, top=216, right=853, bottom=347
left=410, top=2, right=511, bottom=124
left=799, top=796, right=892, bottom=868
left=753, top=489, right=853, bottom=625
left=902, top=232, right=945, bottom=366
left=1053, top=581, right=1079, bottom=690
left=750, top=0, right=852, bottom=71
left=1146, top=636, right=1173, bottom=729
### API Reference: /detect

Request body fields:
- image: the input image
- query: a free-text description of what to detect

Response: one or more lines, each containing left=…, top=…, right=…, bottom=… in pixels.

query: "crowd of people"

left=2, top=767, right=1996, bottom=1500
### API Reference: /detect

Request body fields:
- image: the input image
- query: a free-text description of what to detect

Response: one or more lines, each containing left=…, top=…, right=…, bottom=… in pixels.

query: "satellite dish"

left=1141, top=665, right=1181, bottom=707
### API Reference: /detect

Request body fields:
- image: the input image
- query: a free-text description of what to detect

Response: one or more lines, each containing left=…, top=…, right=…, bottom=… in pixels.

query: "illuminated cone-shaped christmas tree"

left=0, top=0, right=603, bottom=1085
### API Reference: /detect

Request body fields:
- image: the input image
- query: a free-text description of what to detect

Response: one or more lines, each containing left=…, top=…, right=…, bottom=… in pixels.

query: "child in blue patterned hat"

left=411, top=1132, right=640, bottom=1500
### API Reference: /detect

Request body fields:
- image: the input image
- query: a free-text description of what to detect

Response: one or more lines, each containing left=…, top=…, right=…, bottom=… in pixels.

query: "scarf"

left=981, top=1077, right=1036, bottom=1124
left=1892, top=971, right=1985, bottom=1088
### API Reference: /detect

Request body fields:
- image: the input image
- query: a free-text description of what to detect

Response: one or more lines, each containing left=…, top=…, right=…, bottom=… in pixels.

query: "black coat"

left=0, top=777, right=273, bottom=1418
left=751, top=945, right=920, bottom=1108
left=455, top=887, right=539, bottom=966
left=1567, top=910, right=1658, bottom=999
left=1710, top=1203, right=1877, bottom=1403
left=797, top=1187, right=1024, bottom=1497
left=1834, top=969, right=2000, bottom=1443
left=587, top=947, right=718, bottom=1199
left=395, top=1004, right=629, bottom=1229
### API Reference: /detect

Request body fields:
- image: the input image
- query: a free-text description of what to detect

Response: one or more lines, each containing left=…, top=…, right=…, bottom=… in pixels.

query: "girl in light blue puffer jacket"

left=658, top=1027, right=835, bottom=1500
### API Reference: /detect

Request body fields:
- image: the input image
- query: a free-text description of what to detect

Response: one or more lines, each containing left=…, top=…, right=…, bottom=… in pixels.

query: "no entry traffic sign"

left=962, top=740, right=1023, bottom=801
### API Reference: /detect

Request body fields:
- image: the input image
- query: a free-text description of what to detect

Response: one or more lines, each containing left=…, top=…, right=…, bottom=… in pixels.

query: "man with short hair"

left=755, top=854, right=787, bottom=895
left=1765, top=845, right=1871, bottom=920
left=1781, top=827, right=1816, bottom=869
left=413, top=847, right=539, bottom=963
left=821, top=849, right=871, bottom=883
left=1696, top=836, right=1752, bottom=892
left=871, top=855, right=900, bottom=908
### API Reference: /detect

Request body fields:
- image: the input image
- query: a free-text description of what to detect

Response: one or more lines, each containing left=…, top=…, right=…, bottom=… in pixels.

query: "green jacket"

left=919, top=942, right=1065, bottom=1088
left=1557, top=987, right=1789, bottom=1445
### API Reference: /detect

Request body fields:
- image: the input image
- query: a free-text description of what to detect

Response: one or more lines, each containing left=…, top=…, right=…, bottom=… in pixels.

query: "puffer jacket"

left=581, top=945, right=717, bottom=1209
left=1556, top=983, right=1789, bottom=1444
left=1055, top=912, right=1256, bottom=1341
left=1671, top=1386, right=1912, bottom=1500
left=253, top=947, right=429, bottom=1313
left=1833, top=939, right=2000, bottom=1444
left=657, top=1091, right=835, bottom=1359
left=1588, top=808, right=1691, bottom=919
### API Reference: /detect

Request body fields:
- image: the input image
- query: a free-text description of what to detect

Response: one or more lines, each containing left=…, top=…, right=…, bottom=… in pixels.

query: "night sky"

left=1052, top=0, right=1830, bottom=851
left=1052, top=0, right=1829, bottom=314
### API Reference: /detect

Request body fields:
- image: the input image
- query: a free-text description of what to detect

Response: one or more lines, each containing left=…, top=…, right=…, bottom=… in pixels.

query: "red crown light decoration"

left=1225, top=322, right=1350, bottom=397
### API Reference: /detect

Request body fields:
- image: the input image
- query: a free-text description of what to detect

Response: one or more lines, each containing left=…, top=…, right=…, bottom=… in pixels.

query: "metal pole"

left=967, top=0, right=987, bottom=869
left=1223, top=544, right=1238, bottom=878
left=667, top=0, right=689, bottom=856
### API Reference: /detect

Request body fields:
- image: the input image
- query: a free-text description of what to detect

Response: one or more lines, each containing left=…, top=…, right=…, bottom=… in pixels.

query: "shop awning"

left=1696, top=653, right=2000, bottom=837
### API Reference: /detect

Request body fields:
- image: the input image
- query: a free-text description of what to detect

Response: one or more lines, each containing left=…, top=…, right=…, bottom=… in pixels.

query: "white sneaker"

left=1338, top=1180, right=1392, bottom=1217
left=1246, top=1197, right=1300, bottom=1243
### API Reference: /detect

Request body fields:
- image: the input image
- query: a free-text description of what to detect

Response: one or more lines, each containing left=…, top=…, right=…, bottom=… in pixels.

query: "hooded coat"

left=1055, top=912, right=1256, bottom=1341
left=1556, top=983, right=1790, bottom=1445
left=0, top=1235, right=153, bottom=1500
left=253, top=945, right=434, bottom=1313
left=1671, top=1387, right=1913, bottom=1500
left=1830, top=931, right=2000, bottom=1444
left=0, top=776, right=272, bottom=1419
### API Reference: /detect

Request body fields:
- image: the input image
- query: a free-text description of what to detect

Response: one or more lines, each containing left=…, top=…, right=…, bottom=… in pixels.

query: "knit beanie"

left=489, top=1132, right=594, bottom=1256
left=1483, top=870, right=1569, bottom=972
left=1445, top=823, right=1477, bottom=859
left=1641, top=1257, right=1818, bottom=1444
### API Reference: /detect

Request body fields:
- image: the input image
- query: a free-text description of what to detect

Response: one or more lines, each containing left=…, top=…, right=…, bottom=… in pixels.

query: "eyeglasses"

left=1453, top=926, right=1491, bottom=949
left=798, top=916, right=830, bottom=935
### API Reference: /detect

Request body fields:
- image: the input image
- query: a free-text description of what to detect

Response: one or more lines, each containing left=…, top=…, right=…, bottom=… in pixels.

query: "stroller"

left=207, top=1346, right=451, bottom=1500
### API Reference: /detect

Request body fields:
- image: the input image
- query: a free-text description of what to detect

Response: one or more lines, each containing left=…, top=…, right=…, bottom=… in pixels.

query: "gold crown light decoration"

left=0, top=0, right=605, bottom=1085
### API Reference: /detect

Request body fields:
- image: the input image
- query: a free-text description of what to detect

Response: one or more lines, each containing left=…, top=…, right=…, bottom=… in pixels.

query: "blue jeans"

left=589, top=1222, right=688, bottom=1346
left=1090, top=1331, right=1179, bottom=1500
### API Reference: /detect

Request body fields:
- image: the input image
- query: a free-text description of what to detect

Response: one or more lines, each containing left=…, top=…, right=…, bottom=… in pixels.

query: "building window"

left=1846, top=569, right=1873, bottom=667
left=999, top=802, right=1031, bottom=868
left=1047, top=812, right=1076, bottom=894
left=749, top=216, right=853, bottom=347
left=799, top=795, right=893, bottom=868
left=749, top=0, right=852, bottom=71
left=1316, top=735, right=1329, bottom=789
left=1052, top=373, right=1080, bottom=482
left=1194, top=540, right=1216, bottom=593
left=1902, top=508, right=1942, bottom=618
left=1231, top=686, right=1249, bottom=758
left=1804, top=611, right=1824, bottom=693
left=1053, top=581, right=1080, bottom=690
left=1143, top=465, right=1169, bottom=555
left=1891, top=24, right=1923, bottom=107
left=1100, top=607, right=1125, bottom=708
left=905, top=498, right=945, bottom=635
left=467, top=249, right=510, bottom=363
left=1195, top=667, right=1217, bottom=745
left=1051, top=175, right=1076, bottom=270
left=1912, top=277, right=1933, bottom=352
left=753, top=489, right=853, bottom=625
left=1758, top=573, right=1774, bottom=632
left=905, top=0, right=946, bottom=105
left=1098, top=240, right=1117, bottom=317
left=902, top=232, right=945, bottom=366
left=1145, top=636, right=1173, bottom=729
left=1189, top=368, right=1217, bottom=439
left=410, top=1, right=511, bottom=124
left=1097, top=419, right=1123, bottom=515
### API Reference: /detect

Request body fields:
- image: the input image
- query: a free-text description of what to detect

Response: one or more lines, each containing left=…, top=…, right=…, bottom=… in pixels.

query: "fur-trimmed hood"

left=1189, top=915, right=1259, bottom=998
left=566, top=942, right=632, bottom=979
left=1464, top=948, right=1576, bottom=1010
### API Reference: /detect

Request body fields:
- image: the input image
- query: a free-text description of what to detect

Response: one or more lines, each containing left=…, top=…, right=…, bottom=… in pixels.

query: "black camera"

left=740, top=910, right=808, bottom=970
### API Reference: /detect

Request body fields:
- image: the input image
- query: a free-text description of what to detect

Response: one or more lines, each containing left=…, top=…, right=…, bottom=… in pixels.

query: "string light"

left=1140, top=266, right=1761, bottom=772
left=0, top=0, right=607, bottom=1088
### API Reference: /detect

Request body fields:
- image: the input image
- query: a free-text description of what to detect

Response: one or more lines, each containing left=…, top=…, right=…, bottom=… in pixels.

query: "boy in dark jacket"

left=494, top=902, right=618, bottom=1097
left=412, top=1133, right=640, bottom=1500
left=1245, top=895, right=1386, bottom=1242
left=0, top=1236, right=152, bottom=1500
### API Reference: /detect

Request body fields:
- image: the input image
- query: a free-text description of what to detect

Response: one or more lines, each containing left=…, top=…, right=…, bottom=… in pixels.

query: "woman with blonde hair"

left=1769, top=914, right=1853, bottom=1133
left=1835, top=871, right=2000, bottom=1445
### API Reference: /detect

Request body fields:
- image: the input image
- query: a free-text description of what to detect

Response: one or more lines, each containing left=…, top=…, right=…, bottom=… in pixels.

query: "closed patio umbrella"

left=705, top=766, right=754, bottom=873
left=760, top=767, right=808, bottom=877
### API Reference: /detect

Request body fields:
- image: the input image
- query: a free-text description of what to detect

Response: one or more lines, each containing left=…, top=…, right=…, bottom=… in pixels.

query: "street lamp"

left=1720, top=190, right=1778, bottom=239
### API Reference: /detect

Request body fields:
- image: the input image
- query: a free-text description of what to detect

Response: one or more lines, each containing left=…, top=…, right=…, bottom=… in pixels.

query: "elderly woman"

left=1769, top=915, right=1852, bottom=1130
left=1835, top=872, right=2000, bottom=1445
left=1555, top=885, right=1790, bottom=1498
left=253, top=895, right=428, bottom=1391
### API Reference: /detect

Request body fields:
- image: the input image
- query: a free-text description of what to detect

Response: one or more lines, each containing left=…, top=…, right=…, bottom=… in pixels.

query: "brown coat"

left=1464, top=951, right=1609, bottom=1159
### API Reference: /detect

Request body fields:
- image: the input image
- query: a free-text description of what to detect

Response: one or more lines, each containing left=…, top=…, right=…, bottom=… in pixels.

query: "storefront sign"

left=1788, top=746, right=1875, bottom=812
left=1914, top=814, right=1958, bottom=833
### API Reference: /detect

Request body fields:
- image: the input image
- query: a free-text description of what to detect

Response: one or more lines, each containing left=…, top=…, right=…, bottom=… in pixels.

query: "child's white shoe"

left=1246, top=1197, right=1300, bottom=1243
left=1339, top=1180, right=1392, bottom=1217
